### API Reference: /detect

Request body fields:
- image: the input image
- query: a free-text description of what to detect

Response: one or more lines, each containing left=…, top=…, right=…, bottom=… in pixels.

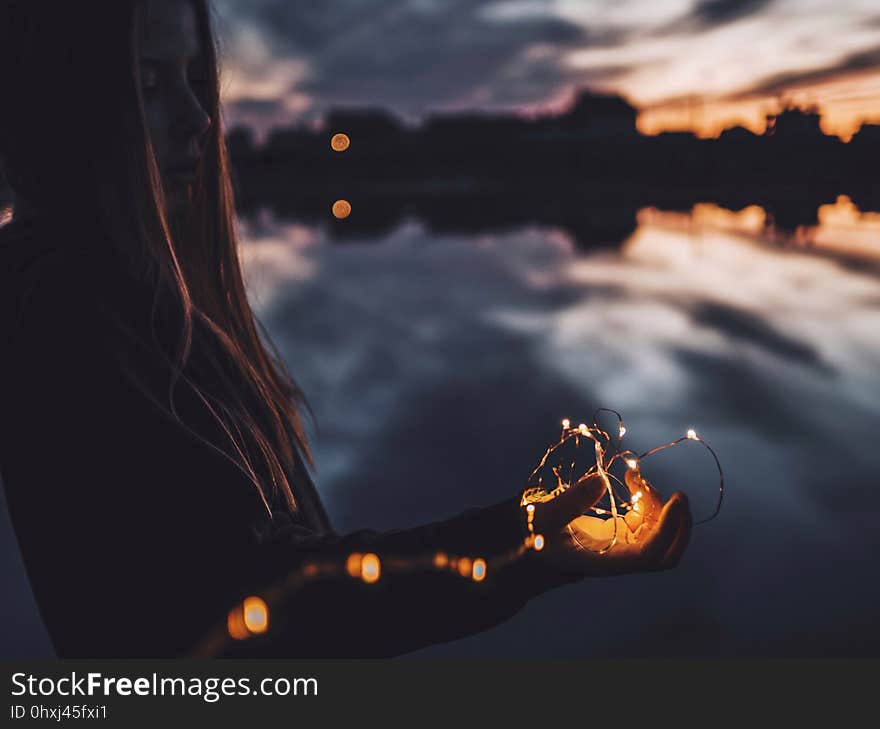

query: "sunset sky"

left=213, top=0, right=880, bottom=140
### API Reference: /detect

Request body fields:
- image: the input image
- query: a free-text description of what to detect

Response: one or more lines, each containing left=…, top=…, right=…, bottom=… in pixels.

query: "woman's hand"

left=528, top=472, right=692, bottom=578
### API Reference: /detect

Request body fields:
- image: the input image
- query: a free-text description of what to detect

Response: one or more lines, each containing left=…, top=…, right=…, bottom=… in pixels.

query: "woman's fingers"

left=637, top=491, right=689, bottom=568
left=660, top=493, right=692, bottom=569
left=534, top=473, right=607, bottom=535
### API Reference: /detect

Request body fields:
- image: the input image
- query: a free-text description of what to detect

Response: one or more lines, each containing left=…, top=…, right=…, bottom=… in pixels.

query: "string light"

left=227, top=595, right=269, bottom=640
left=195, top=409, right=723, bottom=657
left=472, top=559, right=487, bottom=582
left=243, top=596, right=269, bottom=634
left=521, top=408, right=724, bottom=554
left=361, top=553, right=381, bottom=584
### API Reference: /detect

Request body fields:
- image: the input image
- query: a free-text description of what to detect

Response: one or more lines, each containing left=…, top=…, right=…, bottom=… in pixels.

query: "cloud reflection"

left=238, top=206, right=880, bottom=656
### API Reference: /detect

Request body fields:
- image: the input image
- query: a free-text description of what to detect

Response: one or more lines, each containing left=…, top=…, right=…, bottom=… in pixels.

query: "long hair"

left=0, top=0, right=319, bottom=521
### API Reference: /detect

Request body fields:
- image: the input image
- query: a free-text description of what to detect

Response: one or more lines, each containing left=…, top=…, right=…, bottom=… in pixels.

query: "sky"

left=213, top=0, right=880, bottom=139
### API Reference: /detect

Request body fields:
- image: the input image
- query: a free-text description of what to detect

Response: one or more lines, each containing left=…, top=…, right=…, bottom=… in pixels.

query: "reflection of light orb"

left=332, top=199, right=352, bottom=219
left=330, top=132, right=350, bottom=151
left=242, top=596, right=269, bottom=634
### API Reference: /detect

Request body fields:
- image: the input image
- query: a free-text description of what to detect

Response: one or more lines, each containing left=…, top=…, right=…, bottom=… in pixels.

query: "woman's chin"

left=163, top=181, right=194, bottom=216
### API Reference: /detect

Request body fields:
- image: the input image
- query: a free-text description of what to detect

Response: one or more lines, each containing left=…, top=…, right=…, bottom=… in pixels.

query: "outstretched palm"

left=529, top=472, right=692, bottom=578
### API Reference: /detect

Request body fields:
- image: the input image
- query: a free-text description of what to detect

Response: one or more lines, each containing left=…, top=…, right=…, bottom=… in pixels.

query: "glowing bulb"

left=533, top=534, right=545, bottom=551
left=330, top=132, right=350, bottom=152
left=633, top=502, right=640, bottom=512
left=561, top=418, right=570, bottom=429
left=346, top=553, right=363, bottom=578
left=626, top=458, right=638, bottom=470
left=619, top=425, right=627, bottom=437
left=578, top=423, right=588, bottom=435
left=332, top=199, right=352, bottom=219
left=458, top=557, right=473, bottom=578
left=361, top=553, right=381, bottom=583
left=227, top=607, right=249, bottom=640
left=472, top=558, right=487, bottom=581
left=242, top=596, right=269, bottom=635
left=433, top=552, right=449, bottom=569
left=687, top=428, right=698, bottom=440
left=526, top=503, right=535, bottom=513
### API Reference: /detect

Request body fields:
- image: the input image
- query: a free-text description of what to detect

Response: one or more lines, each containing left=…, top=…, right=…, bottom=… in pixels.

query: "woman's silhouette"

left=0, top=0, right=691, bottom=658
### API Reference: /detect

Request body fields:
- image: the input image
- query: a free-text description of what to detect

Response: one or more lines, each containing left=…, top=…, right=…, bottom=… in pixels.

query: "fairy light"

left=243, top=596, right=269, bottom=634
left=227, top=596, right=269, bottom=640
left=522, top=408, right=724, bottom=555
left=198, top=409, right=724, bottom=657
left=361, top=553, right=381, bottom=584
left=472, top=559, right=487, bottom=582
left=226, top=606, right=249, bottom=641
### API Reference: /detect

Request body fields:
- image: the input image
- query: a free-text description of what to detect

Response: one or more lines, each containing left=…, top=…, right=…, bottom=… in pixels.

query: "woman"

left=0, top=0, right=691, bottom=658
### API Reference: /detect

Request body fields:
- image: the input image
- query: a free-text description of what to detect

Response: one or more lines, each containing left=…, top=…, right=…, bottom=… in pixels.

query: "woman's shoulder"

left=1, top=216, right=101, bottom=292
left=1, top=213, right=103, bottom=272
left=0, top=215, right=123, bottom=337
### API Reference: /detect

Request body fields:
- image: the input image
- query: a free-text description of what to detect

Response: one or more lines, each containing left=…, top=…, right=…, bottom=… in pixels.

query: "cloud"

left=213, top=0, right=880, bottom=137
left=215, top=0, right=622, bottom=122
left=690, top=0, right=775, bottom=26
left=728, top=44, right=880, bottom=100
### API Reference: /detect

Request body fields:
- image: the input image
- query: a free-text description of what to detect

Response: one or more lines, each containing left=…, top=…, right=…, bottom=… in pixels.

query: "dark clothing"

left=0, top=216, right=568, bottom=658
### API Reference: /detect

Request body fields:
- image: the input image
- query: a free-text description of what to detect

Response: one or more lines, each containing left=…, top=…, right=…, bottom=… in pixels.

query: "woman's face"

left=137, top=0, right=212, bottom=215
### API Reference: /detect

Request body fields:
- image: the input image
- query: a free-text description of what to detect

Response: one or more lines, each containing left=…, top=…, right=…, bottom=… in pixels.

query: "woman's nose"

left=178, top=87, right=212, bottom=146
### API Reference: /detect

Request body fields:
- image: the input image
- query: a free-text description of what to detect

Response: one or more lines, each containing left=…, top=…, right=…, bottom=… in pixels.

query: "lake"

left=239, top=196, right=880, bottom=657
left=2, top=197, right=878, bottom=657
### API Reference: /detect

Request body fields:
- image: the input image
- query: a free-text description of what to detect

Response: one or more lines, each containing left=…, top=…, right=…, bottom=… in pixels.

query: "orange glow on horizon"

left=637, top=68, right=880, bottom=141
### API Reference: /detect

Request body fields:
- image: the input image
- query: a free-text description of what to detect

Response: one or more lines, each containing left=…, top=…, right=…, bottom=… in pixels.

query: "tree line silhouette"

left=226, top=90, right=880, bottom=248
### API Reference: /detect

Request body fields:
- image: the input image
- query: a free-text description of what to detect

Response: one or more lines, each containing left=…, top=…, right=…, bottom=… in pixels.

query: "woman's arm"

left=0, top=243, right=565, bottom=658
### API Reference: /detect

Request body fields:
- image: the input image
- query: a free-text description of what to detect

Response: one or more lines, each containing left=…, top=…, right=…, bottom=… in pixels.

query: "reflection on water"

left=2, top=200, right=878, bottom=657
left=241, top=201, right=880, bottom=657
